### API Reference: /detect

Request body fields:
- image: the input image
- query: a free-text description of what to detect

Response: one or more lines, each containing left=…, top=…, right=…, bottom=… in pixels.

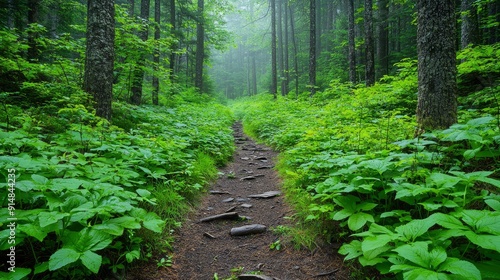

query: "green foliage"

left=232, top=60, right=500, bottom=279
left=0, top=98, right=234, bottom=277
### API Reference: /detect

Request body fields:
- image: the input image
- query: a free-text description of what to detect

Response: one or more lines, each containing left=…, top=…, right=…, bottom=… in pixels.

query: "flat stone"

left=240, top=203, right=253, bottom=208
left=236, top=198, right=249, bottom=202
left=248, top=191, right=281, bottom=199
left=222, top=197, right=234, bottom=203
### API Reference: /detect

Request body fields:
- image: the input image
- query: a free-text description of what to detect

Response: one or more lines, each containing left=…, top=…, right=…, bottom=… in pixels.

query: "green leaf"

left=62, top=228, right=113, bottom=252
left=348, top=212, right=374, bottom=231
left=141, top=212, right=165, bottom=233
left=362, top=234, right=395, bottom=253
left=39, top=211, right=70, bottom=228
left=464, top=232, right=500, bottom=252
left=0, top=268, right=31, bottom=280
left=475, top=260, right=500, bottom=280
left=332, top=209, right=353, bottom=221
left=395, top=219, right=436, bottom=242
left=485, top=199, right=500, bottom=211
left=80, top=250, right=102, bottom=274
left=34, top=262, right=49, bottom=275
left=125, top=249, right=141, bottom=263
left=439, top=258, right=481, bottom=280
left=393, top=242, right=429, bottom=267
left=18, top=223, right=48, bottom=241
left=49, top=248, right=80, bottom=271
left=428, top=213, right=467, bottom=230
left=428, top=172, right=462, bottom=190
left=339, top=240, right=362, bottom=260
left=403, top=268, right=447, bottom=280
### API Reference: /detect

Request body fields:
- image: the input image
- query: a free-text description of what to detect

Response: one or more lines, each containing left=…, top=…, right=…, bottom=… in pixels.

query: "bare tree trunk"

left=347, top=0, right=356, bottom=84
left=283, top=0, right=290, bottom=95
left=130, top=0, right=150, bottom=105
left=364, top=0, right=375, bottom=86
left=289, top=4, right=299, bottom=98
left=309, top=0, right=316, bottom=96
left=195, top=0, right=205, bottom=92
left=27, top=0, right=41, bottom=61
left=169, top=0, right=176, bottom=80
left=270, top=0, right=277, bottom=98
left=128, top=0, right=135, bottom=15
left=277, top=0, right=285, bottom=96
left=416, top=0, right=457, bottom=131
left=461, top=0, right=479, bottom=49
left=152, top=0, right=160, bottom=105
left=84, top=0, right=115, bottom=121
left=376, top=0, right=389, bottom=78
left=252, top=53, right=257, bottom=95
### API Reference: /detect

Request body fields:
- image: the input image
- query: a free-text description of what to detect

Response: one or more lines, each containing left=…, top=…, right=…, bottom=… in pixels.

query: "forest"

left=0, top=0, right=499, bottom=279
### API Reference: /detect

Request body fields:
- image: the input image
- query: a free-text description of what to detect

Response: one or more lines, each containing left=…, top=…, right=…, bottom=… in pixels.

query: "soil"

left=128, top=122, right=350, bottom=280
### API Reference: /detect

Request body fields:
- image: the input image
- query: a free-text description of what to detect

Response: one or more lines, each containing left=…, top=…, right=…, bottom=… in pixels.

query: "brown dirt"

left=128, top=122, right=350, bottom=280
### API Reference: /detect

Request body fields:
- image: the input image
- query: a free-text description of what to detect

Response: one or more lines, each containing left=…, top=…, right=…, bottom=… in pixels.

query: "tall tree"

left=169, top=0, right=176, bottom=80
left=277, top=0, right=284, bottom=96
left=27, top=0, right=41, bottom=61
left=289, top=3, right=299, bottom=97
left=461, top=0, right=480, bottom=49
left=194, top=0, right=205, bottom=92
left=283, top=0, right=290, bottom=95
left=309, top=0, right=317, bottom=96
left=376, top=0, right=389, bottom=78
left=130, top=0, right=150, bottom=105
left=416, top=0, right=457, bottom=131
left=152, top=0, right=160, bottom=105
left=364, top=0, right=375, bottom=86
left=347, top=0, right=356, bottom=84
left=84, top=0, right=115, bottom=120
left=270, top=0, right=277, bottom=98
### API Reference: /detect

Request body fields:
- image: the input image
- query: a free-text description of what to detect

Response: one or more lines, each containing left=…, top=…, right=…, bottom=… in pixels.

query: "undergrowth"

left=231, top=45, right=500, bottom=280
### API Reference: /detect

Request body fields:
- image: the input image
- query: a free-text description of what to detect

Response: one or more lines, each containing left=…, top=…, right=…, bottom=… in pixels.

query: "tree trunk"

left=461, top=0, right=479, bottom=49
left=195, top=0, right=205, bottom=92
left=169, top=0, right=176, bottom=80
left=84, top=0, right=115, bottom=121
left=130, top=0, right=150, bottom=105
left=277, top=0, right=285, bottom=96
left=27, top=0, right=41, bottom=61
left=347, top=0, right=356, bottom=84
left=309, top=0, right=317, bottom=96
left=289, top=4, right=299, bottom=97
left=152, top=0, right=160, bottom=105
left=376, top=0, right=388, bottom=78
left=416, top=0, right=457, bottom=131
left=252, top=54, right=257, bottom=95
left=364, top=0, right=375, bottom=86
left=128, top=0, right=135, bottom=15
left=283, top=0, right=290, bottom=95
left=270, top=0, right=277, bottom=98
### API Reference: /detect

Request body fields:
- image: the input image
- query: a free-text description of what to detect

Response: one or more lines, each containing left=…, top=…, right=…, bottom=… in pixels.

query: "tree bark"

left=347, top=0, right=356, bottom=84
left=309, top=0, right=316, bottom=96
left=376, top=0, right=389, bottom=78
left=195, top=0, right=205, bottom=92
left=84, top=0, right=115, bottom=121
left=364, top=0, right=375, bottom=86
left=169, top=0, right=176, bottom=80
left=152, top=0, right=160, bottom=105
left=270, top=0, right=277, bottom=98
left=461, top=0, right=479, bottom=49
left=130, top=0, right=150, bottom=105
left=289, top=4, right=299, bottom=97
left=27, top=0, right=41, bottom=61
left=416, top=0, right=457, bottom=131
left=283, top=0, right=290, bottom=95
left=277, top=0, right=285, bottom=96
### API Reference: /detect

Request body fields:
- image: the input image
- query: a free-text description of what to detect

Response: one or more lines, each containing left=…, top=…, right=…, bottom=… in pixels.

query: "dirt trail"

left=131, top=122, right=349, bottom=279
